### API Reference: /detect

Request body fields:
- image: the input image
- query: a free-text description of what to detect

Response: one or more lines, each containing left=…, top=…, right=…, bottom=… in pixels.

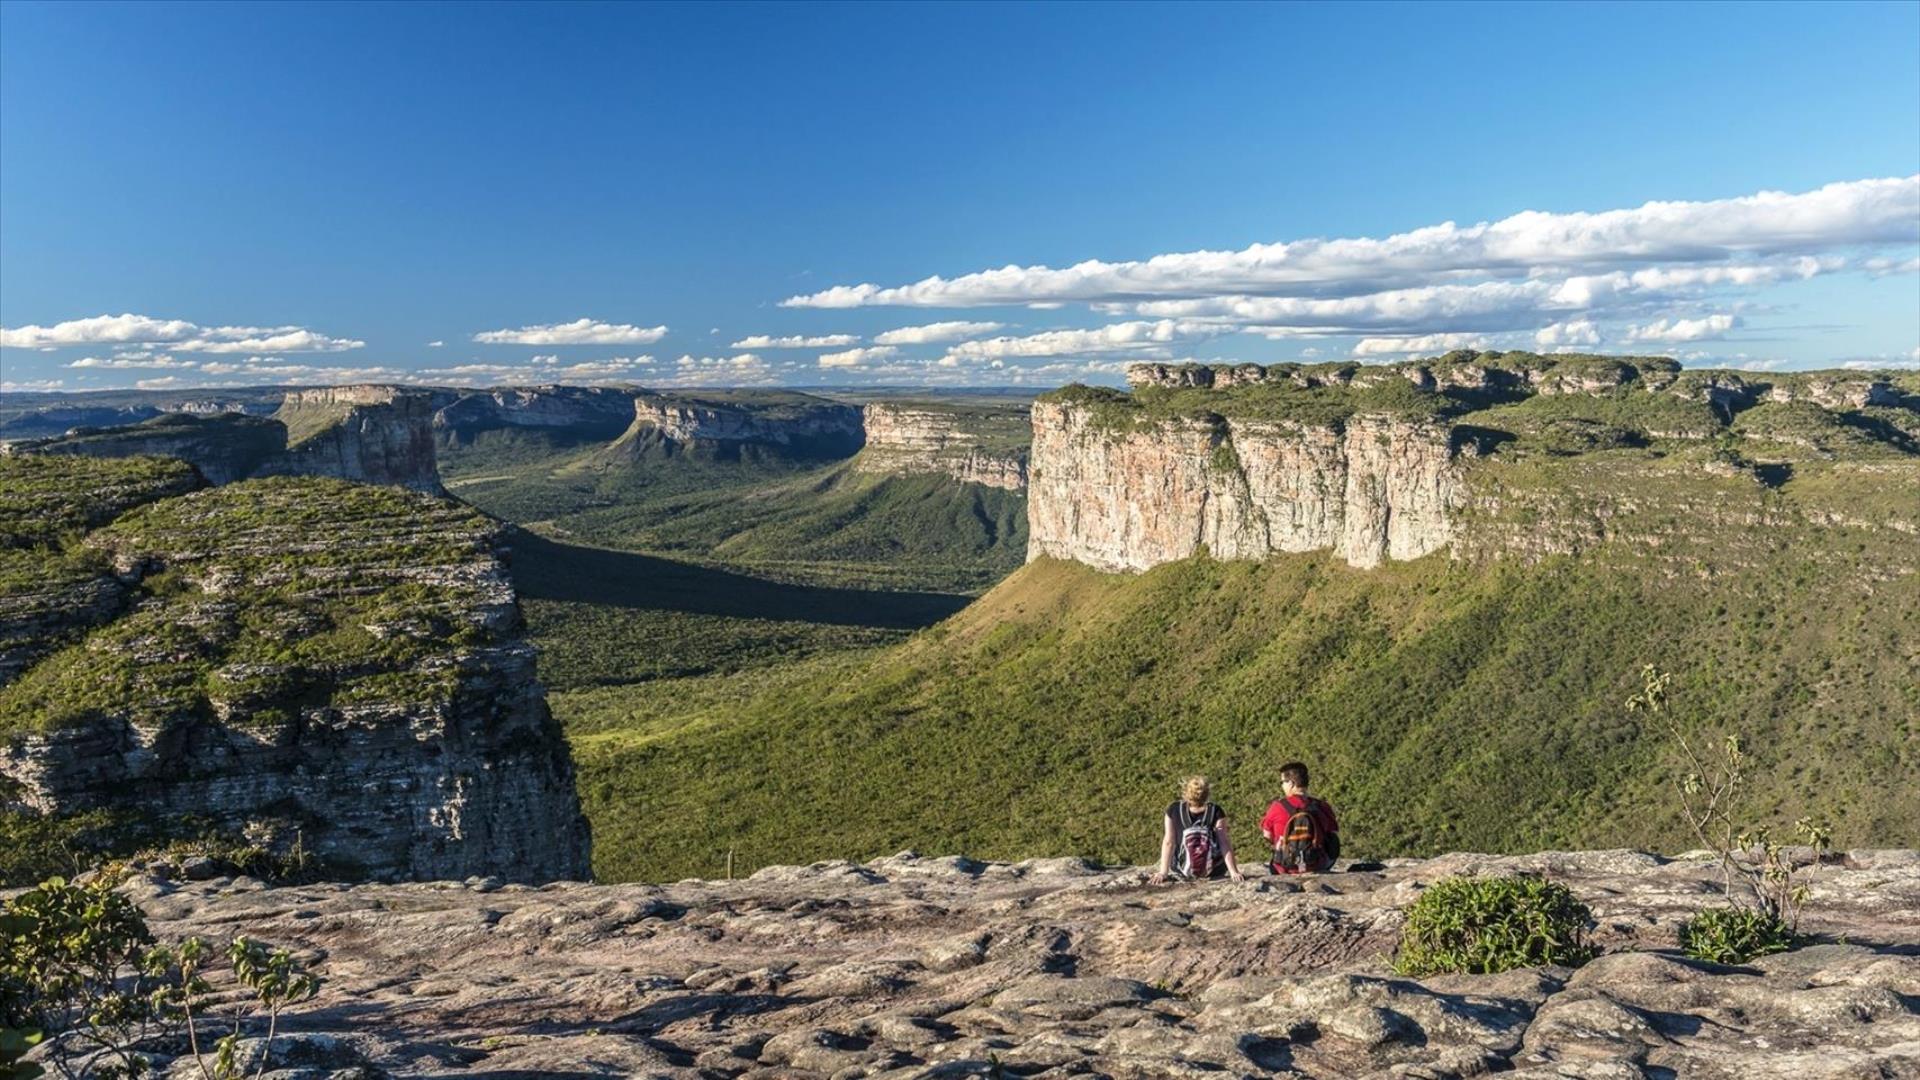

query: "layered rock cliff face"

left=855, top=403, right=1030, bottom=490
left=262, top=385, right=443, bottom=492
left=607, top=391, right=865, bottom=460
left=0, top=468, right=590, bottom=883
left=1035, top=353, right=1916, bottom=574
left=2, top=385, right=444, bottom=493
left=72, top=848, right=1920, bottom=1078
left=0, top=390, right=284, bottom=442
left=433, top=384, right=640, bottom=444
left=1029, top=401, right=1465, bottom=571
left=1, top=414, right=288, bottom=484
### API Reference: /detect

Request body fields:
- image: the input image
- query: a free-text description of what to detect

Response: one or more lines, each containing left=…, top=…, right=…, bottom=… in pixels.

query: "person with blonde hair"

left=1150, top=775, right=1245, bottom=884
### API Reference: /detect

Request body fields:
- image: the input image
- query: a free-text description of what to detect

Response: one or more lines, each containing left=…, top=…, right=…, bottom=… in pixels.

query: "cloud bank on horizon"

left=3, top=176, right=1917, bottom=392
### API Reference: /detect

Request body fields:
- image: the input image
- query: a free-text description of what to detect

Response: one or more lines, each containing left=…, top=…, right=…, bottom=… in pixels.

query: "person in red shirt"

left=1260, top=761, right=1340, bottom=873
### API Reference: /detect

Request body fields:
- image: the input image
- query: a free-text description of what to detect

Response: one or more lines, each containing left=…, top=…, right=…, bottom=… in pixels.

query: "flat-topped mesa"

left=0, top=470, right=591, bottom=884
left=1028, top=398, right=1465, bottom=571
left=1039, top=353, right=1917, bottom=574
left=261, top=385, right=443, bottom=493
left=3, top=385, right=445, bottom=493
left=432, top=384, right=640, bottom=444
left=854, top=402, right=1030, bottom=490
left=606, top=390, right=865, bottom=460
left=0, top=414, right=287, bottom=485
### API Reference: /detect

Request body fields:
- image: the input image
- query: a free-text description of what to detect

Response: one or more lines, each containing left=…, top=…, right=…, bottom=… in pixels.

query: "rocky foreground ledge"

left=107, top=850, right=1920, bottom=1079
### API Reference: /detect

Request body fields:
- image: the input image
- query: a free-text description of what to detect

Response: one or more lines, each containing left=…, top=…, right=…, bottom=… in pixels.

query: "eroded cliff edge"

left=855, top=401, right=1030, bottom=491
left=74, top=848, right=1920, bottom=1078
left=1029, top=352, right=1918, bottom=573
left=2, top=384, right=444, bottom=493
left=0, top=458, right=589, bottom=883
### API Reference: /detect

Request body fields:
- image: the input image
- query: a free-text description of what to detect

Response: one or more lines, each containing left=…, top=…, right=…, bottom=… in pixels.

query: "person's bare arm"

left=1217, top=819, right=1246, bottom=882
left=1150, top=814, right=1176, bottom=884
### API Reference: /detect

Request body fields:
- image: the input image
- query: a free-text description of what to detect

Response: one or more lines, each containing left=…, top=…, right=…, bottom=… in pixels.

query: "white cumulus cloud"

left=783, top=176, right=1919, bottom=309
left=1534, top=319, right=1603, bottom=348
left=818, top=345, right=900, bottom=369
left=1351, top=333, right=1490, bottom=357
left=942, top=320, right=1227, bottom=361
left=0, top=313, right=364, bottom=353
left=730, top=333, right=861, bottom=349
left=68, top=351, right=196, bottom=370
left=472, top=318, right=669, bottom=346
left=872, top=320, right=1006, bottom=345
left=1625, top=314, right=1740, bottom=343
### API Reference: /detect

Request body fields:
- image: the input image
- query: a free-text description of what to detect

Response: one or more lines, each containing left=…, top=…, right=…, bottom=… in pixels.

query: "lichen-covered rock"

left=0, top=455, right=204, bottom=686
left=76, top=848, right=1920, bottom=1079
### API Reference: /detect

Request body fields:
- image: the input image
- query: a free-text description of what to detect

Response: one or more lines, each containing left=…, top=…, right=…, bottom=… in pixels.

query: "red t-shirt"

left=1260, top=794, right=1338, bottom=845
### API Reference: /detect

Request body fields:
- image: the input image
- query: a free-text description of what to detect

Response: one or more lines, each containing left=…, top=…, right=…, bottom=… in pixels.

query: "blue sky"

left=2, top=0, right=1916, bottom=392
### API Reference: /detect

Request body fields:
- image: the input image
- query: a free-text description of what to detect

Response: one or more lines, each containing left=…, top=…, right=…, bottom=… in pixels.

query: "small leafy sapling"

left=1627, top=664, right=1831, bottom=954
left=174, top=938, right=318, bottom=1080
left=1, top=879, right=320, bottom=1080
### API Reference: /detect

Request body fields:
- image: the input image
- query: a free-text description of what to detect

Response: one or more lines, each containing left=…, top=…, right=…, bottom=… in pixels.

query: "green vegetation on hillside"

left=574, top=536, right=1917, bottom=882
left=443, top=393, right=1030, bottom=592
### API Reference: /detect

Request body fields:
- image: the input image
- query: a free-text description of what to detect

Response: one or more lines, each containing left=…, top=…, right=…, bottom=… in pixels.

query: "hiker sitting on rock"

left=1261, top=760, right=1340, bottom=874
left=1151, top=775, right=1245, bottom=884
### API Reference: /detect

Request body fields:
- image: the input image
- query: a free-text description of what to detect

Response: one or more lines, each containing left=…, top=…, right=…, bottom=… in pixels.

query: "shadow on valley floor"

left=505, top=527, right=973, bottom=629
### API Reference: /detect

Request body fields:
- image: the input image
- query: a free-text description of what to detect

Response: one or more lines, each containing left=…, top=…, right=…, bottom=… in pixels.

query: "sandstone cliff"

left=855, top=402, right=1030, bottom=490
left=1034, top=353, right=1916, bottom=574
left=261, top=385, right=443, bottom=492
left=1, top=413, right=287, bottom=484
left=433, top=384, right=640, bottom=444
left=65, top=847, right=1920, bottom=1078
left=3, top=385, right=445, bottom=493
left=1029, top=400, right=1465, bottom=571
left=606, top=390, right=865, bottom=461
left=0, top=470, right=589, bottom=883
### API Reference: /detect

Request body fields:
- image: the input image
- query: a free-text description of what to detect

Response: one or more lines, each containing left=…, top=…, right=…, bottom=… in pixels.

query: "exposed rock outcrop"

left=433, top=384, right=640, bottom=443
left=1028, top=401, right=1466, bottom=571
left=3, top=386, right=444, bottom=493
left=74, top=848, right=1920, bottom=1078
left=605, top=391, right=865, bottom=460
left=1042, top=354, right=1917, bottom=574
left=0, top=475, right=589, bottom=884
left=260, top=385, right=443, bottom=493
left=855, top=403, right=1029, bottom=490
left=0, top=391, right=283, bottom=442
left=1766, top=374, right=1897, bottom=410
left=1, top=414, right=286, bottom=484
left=0, top=455, right=204, bottom=684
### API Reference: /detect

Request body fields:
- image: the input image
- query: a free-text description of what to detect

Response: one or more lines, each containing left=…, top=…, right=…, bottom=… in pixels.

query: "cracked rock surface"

left=81, top=848, right=1920, bottom=1079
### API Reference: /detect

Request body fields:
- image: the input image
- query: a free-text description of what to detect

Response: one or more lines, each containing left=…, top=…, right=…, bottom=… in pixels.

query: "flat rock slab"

left=60, top=849, right=1920, bottom=1078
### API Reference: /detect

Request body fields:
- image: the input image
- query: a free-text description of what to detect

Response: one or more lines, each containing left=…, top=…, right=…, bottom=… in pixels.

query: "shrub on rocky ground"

left=2, top=876, right=318, bottom=1080
left=1679, top=904, right=1795, bottom=965
left=1393, top=874, right=1595, bottom=976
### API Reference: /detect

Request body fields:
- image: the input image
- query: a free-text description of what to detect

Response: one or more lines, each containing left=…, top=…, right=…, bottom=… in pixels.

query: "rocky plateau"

left=1, top=384, right=444, bottom=493
left=856, top=403, right=1029, bottom=491
left=48, top=847, right=1920, bottom=1079
left=1031, top=356, right=1915, bottom=573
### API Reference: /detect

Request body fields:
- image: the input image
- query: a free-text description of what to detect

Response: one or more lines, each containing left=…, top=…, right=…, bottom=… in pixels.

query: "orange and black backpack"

left=1271, top=796, right=1335, bottom=874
